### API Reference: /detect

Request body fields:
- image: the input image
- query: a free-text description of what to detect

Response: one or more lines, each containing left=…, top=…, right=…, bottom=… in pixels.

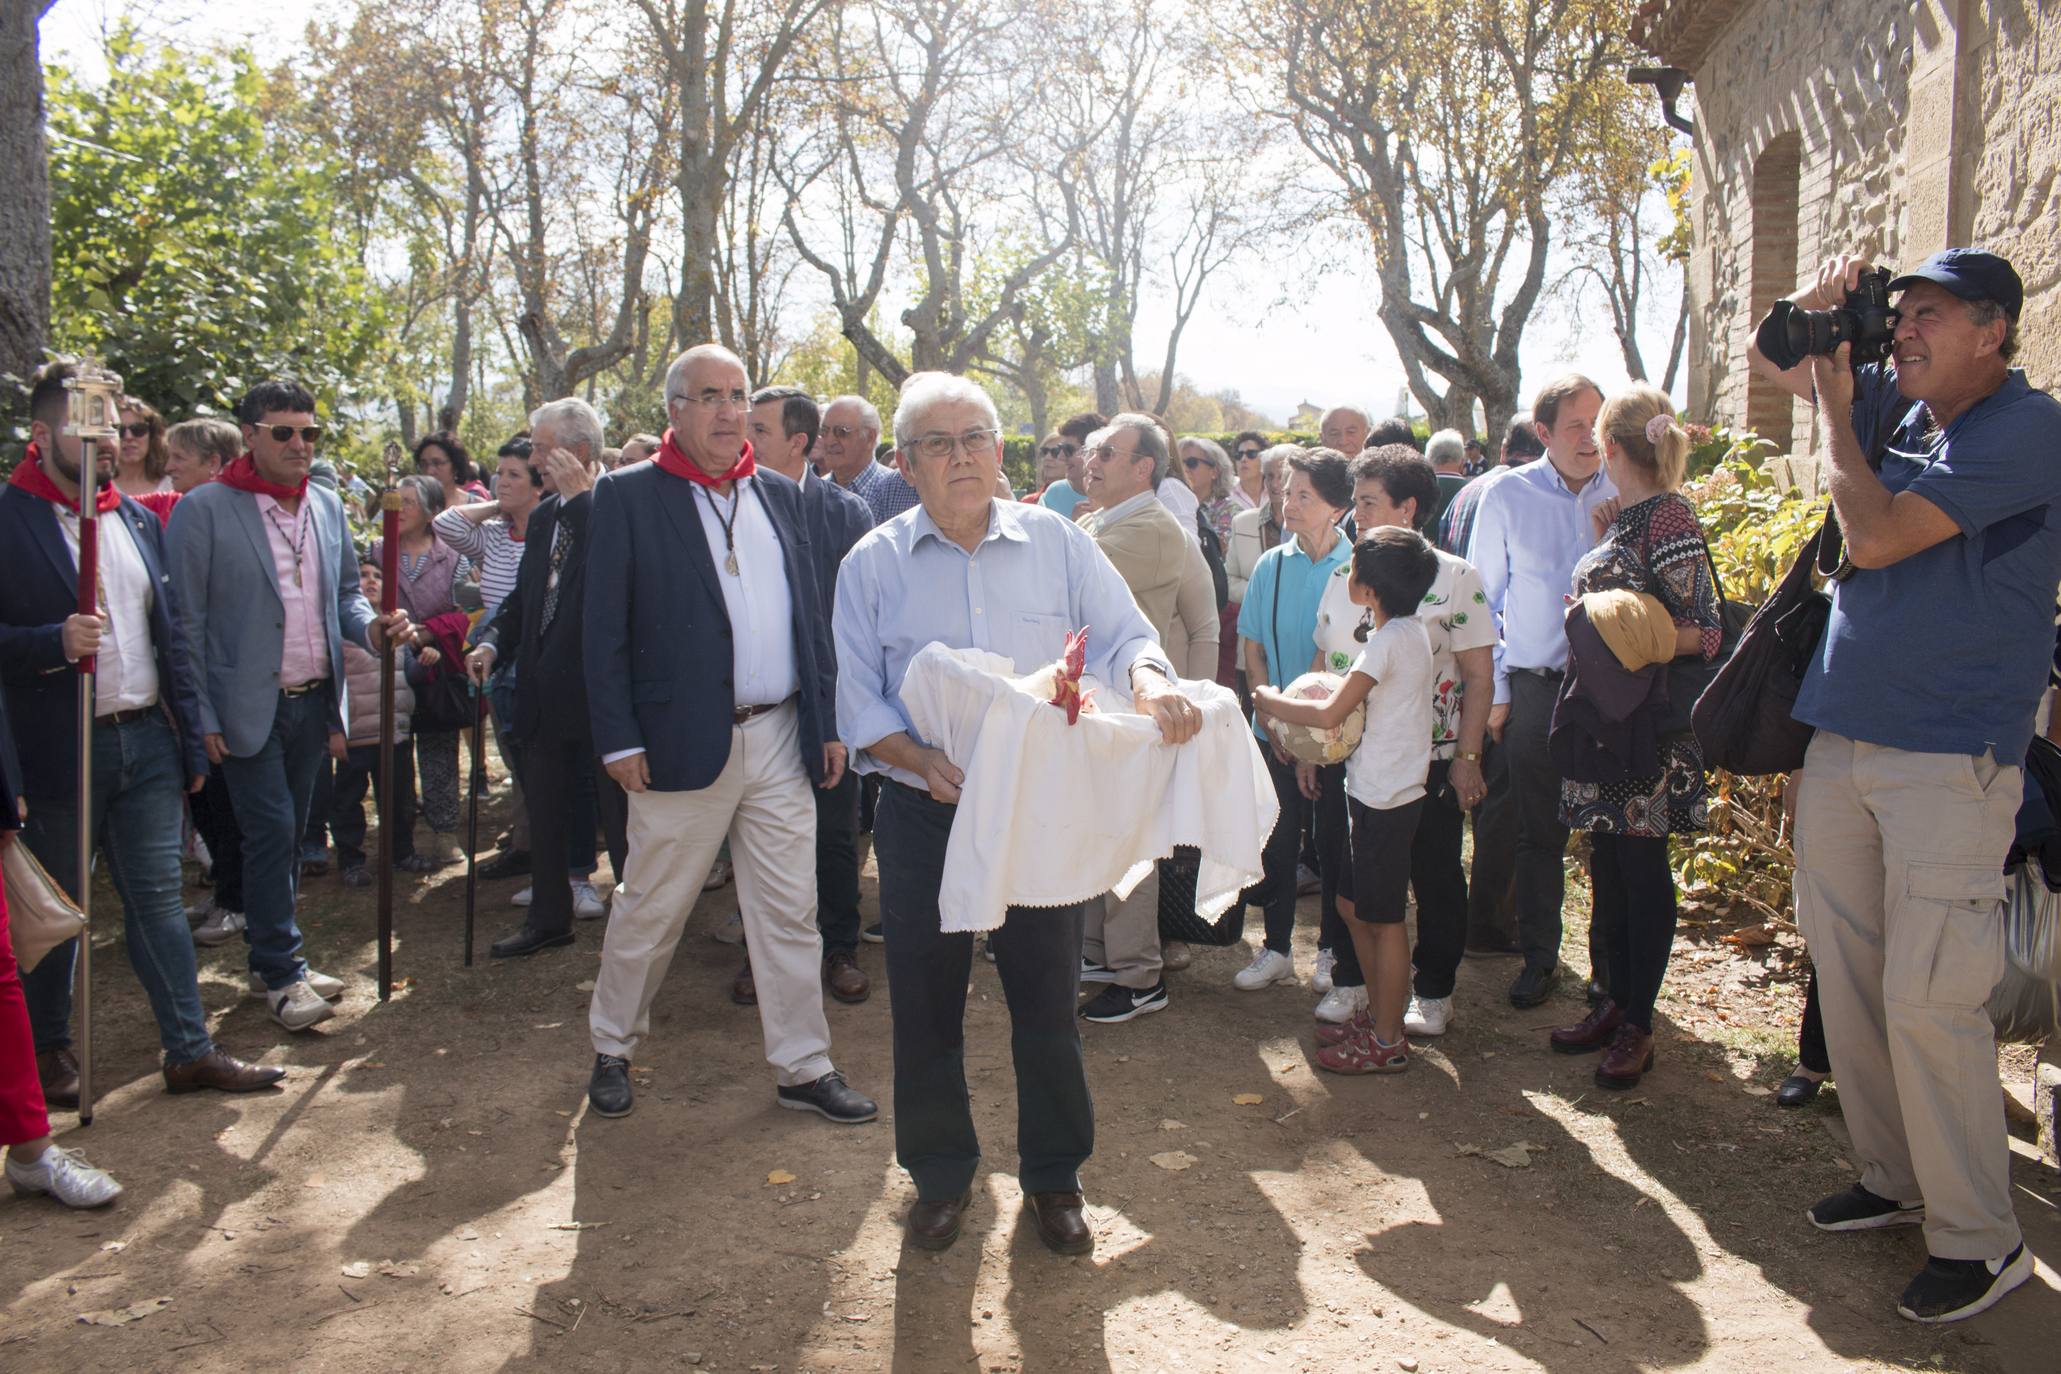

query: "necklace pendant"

left=724, top=551, right=740, bottom=576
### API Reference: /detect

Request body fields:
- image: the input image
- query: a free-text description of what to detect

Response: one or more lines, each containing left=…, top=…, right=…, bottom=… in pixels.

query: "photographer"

left=1747, top=248, right=2061, bottom=1324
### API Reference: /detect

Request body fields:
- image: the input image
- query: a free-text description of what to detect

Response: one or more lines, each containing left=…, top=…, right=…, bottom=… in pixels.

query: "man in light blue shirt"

left=1464, top=374, right=1615, bottom=1007
left=834, top=372, right=1195, bottom=1259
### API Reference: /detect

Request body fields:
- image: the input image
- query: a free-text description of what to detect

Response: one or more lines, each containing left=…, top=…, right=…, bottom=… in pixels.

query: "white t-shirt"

left=1313, top=545, right=1495, bottom=762
left=1342, top=615, right=1434, bottom=811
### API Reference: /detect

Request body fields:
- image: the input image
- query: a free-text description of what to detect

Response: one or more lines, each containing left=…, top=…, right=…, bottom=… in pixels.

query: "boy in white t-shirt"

left=1252, top=527, right=1439, bottom=1073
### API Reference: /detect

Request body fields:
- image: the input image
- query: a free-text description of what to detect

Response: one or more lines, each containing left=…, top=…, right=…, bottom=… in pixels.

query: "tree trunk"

left=1093, top=357, right=1118, bottom=417
left=0, top=3, right=52, bottom=391
left=1661, top=274, right=1689, bottom=396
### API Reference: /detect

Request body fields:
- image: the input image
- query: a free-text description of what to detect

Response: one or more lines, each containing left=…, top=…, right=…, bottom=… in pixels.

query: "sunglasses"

left=1038, top=443, right=1078, bottom=459
left=120, top=422, right=153, bottom=439
left=1182, top=455, right=1209, bottom=470
left=256, top=424, right=323, bottom=445
left=1236, top=447, right=1262, bottom=460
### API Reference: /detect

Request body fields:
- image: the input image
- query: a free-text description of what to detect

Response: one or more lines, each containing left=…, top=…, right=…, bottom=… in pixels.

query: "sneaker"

left=396, top=853, right=440, bottom=873
left=860, top=921, right=885, bottom=944
left=182, top=829, right=212, bottom=870
left=266, top=979, right=337, bottom=1032
left=978, top=936, right=996, bottom=963
left=702, top=857, right=733, bottom=892
left=1313, top=983, right=1368, bottom=1024
left=1403, top=994, right=1453, bottom=1037
left=1315, top=1008, right=1374, bottom=1047
left=776, top=1070, right=878, bottom=1124
left=250, top=969, right=344, bottom=1001
left=1807, top=1183, right=1925, bottom=1233
left=511, top=885, right=533, bottom=907
left=1317, top=1031, right=1408, bottom=1075
left=1232, top=948, right=1296, bottom=991
left=571, top=881, right=606, bottom=920
left=341, top=864, right=372, bottom=889
left=5, top=1145, right=123, bottom=1208
left=1079, top=981, right=1169, bottom=1023
left=1896, top=1244, right=2032, bottom=1323
left=300, top=849, right=330, bottom=878
left=1312, top=947, right=1337, bottom=995
left=185, top=897, right=222, bottom=930
left=1079, top=959, right=1119, bottom=984
left=711, top=911, right=745, bottom=945
left=193, top=907, right=247, bottom=947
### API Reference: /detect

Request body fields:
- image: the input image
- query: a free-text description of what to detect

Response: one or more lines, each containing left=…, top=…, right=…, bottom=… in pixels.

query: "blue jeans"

left=220, top=691, right=328, bottom=991
left=20, top=712, right=214, bottom=1065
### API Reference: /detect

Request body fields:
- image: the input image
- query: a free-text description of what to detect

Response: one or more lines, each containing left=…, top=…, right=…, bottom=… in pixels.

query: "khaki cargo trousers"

left=1793, top=730, right=2022, bottom=1261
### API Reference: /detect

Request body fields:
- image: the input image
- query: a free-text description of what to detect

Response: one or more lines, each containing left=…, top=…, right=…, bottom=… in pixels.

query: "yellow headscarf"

left=1583, top=589, right=1676, bottom=671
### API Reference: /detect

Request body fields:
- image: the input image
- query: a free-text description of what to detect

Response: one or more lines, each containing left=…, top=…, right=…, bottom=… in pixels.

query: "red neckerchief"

left=655, top=429, right=755, bottom=487
left=7, top=444, right=121, bottom=514
left=217, top=453, right=308, bottom=501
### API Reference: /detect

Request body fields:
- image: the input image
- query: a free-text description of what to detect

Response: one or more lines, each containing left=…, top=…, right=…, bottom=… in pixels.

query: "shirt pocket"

left=1890, top=860, right=2007, bottom=1009
left=1012, top=611, right=1071, bottom=665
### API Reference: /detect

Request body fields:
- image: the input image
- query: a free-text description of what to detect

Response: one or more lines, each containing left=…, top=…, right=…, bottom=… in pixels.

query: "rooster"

left=1012, top=624, right=1098, bottom=724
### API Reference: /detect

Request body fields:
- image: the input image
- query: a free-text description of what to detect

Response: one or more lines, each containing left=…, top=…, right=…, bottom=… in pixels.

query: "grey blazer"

left=165, top=480, right=376, bottom=756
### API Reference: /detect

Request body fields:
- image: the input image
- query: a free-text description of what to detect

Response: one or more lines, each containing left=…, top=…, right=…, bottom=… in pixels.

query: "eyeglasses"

left=1182, top=455, right=1209, bottom=470
left=906, top=428, right=1000, bottom=460
left=825, top=424, right=872, bottom=441
left=1038, top=443, right=1078, bottom=459
left=258, top=424, right=323, bottom=445
left=669, top=390, right=751, bottom=411
left=1080, top=443, right=1118, bottom=464
left=120, top=422, right=153, bottom=439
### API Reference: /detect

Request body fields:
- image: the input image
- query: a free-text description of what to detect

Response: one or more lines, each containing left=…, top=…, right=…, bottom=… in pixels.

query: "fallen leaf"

left=532, top=1022, right=564, bottom=1030
left=556, top=1109, right=572, bottom=1117
left=1158, top=1119, right=1187, bottom=1131
left=1457, top=1141, right=1543, bottom=1169
left=1704, top=1071, right=1725, bottom=1083
left=1724, top=925, right=1777, bottom=947
left=1232, top=1093, right=1264, bottom=1106
left=453, top=1228, right=480, bottom=1242
left=341, top=1261, right=371, bottom=1279
left=1743, top=1084, right=1772, bottom=1098
left=76, top=1297, right=171, bottom=1327
left=1149, top=1151, right=1198, bottom=1172
left=766, top=1169, right=797, bottom=1186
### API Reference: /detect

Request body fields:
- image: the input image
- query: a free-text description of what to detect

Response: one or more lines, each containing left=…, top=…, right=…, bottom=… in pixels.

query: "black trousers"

left=1590, top=831, right=1678, bottom=1031
left=191, top=764, right=245, bottom=912
left=1259, top=749, right=1347, bottom=956
left=875, top=780, right=1092, bottom=1201
left=1324, top=762, right=1468, bottom=996
left=1505, top=670, right=1571, bottom=969
left=523, top=726, right=625, bottom=937
left=330, top=743, right=417, bottom=869
left=1466, top=737, right=1517, bottom=943
left=816, top=767, right=862, bottom=954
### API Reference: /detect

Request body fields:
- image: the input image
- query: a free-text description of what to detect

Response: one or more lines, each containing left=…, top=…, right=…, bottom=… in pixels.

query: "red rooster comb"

left=1048, top=624, right=1092, bottom=724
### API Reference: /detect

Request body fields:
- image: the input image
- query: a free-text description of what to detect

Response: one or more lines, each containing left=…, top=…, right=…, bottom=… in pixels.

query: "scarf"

left=217, top=453, right=308, bottom=502
left=7, top=444, right=121, bottom=514
left=655, top=429, right=755, bottom=487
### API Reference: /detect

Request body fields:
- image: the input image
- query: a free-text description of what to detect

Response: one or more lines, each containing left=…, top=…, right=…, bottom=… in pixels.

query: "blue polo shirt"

left=1795, top=364, right=2061, bottom=762
left=1040, top=479, right=1085, bottom=519
left=1237, top=528, right=1351, bottom=740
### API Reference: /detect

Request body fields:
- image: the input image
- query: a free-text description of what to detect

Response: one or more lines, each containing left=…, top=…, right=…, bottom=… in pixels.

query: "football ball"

left=1263, top=672, right=1365, bottom=765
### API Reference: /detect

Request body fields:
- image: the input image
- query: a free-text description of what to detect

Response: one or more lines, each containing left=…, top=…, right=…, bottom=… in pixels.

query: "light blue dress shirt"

left=1463, top=456, right=1617, bottom=704
left=834, top=498, right=1171, bottom=789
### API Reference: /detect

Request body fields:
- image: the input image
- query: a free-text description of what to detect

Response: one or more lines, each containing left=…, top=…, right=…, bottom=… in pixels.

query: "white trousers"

left=587, top=702, right=834, bottom=1086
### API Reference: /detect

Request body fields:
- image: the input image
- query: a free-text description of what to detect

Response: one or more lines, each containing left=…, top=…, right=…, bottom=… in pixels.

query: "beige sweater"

left=1091, top=497, right=1219, bottom=682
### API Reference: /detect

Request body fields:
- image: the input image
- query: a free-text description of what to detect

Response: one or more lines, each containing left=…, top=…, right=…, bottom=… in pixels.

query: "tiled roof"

left=1630, top=0, right=1757, bottom=69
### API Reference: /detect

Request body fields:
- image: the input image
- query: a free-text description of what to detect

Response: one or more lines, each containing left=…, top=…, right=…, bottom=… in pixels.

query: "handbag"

left=1987, top=857, right=2061, bottom=1044
left=412, top=664, right=480, bottom=732
left=1155, top=846, right=1246, bottom=947
left=1689, top=522, right=1832, bottom=775
left=1658, top=533, right=1753, bottom=737
left=3, top=834, right=86, bottom=975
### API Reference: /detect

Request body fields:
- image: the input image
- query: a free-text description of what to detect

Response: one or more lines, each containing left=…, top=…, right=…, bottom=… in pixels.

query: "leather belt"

left=280, top=680, right=328, bottom=698
left=733, top=697, right=793, bottom=725
left=95, top=706, right=156, bottom=725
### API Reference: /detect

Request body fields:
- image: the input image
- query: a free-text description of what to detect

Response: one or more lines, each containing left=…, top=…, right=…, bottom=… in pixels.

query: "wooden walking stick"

left=463, top=680, right=480, bottom=966
left=376, top=442, right=402, bottom=1001
left=63, top=361, right=122, bottom=1125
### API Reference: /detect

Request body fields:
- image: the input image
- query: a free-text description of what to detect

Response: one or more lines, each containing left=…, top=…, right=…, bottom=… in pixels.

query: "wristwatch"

left=1457, top=750, right=1483, bottom=762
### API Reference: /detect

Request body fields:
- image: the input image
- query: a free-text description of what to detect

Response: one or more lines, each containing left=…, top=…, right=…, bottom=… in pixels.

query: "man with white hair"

left=578, top=345, right=877, bottom=1127
left=815, top=394, right=919, bottom=524
left=465, top=397, right=626, bottom=956
left=1319, top=405, right=1372, bottom=457
left=1424, top=427, right=1470, bottom=533
left=835, top=371, right=1201, bottom=1256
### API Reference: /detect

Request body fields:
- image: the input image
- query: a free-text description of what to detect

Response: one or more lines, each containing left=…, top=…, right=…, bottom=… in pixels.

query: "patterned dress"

left=1559, top=492, right=1723, bottom=837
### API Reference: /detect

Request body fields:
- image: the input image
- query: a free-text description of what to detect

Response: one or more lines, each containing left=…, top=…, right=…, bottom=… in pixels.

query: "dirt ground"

left=2, top=774, right=2057, bottom=1374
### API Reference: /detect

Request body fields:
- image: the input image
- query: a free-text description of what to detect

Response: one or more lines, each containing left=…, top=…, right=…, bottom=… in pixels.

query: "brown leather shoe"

left=1027, top=1190, right=1093, bottom=1255
left=37, top=1047, right=80, bottom=1109
left=908, top=1190, right=972, bottom=1251
left=731, top=956, right=757, bottom=1006
left=1548, top=999, right=1623, bottom=1055
left=824, top=950, right=870, bottom=1004
left=163, top=1048, right=287, bottom=1095
left=1594, top=1024, right=1654, bottom=1090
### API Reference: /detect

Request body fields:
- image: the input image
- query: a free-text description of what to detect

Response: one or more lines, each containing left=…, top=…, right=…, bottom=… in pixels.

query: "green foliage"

left=1653, top=146, right=1692, bottom=266
left=44, top=27, right=384, bottom=422
left=1682, top=420, right=1773, bottom=482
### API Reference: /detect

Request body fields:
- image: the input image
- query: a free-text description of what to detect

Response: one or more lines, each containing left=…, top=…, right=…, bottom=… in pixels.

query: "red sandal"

left=1316, top=1030, right=1409, bottom=1075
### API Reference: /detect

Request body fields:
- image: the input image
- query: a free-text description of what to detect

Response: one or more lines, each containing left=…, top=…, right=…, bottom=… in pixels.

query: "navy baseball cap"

left=1887, top=248, right=2023, bottom=321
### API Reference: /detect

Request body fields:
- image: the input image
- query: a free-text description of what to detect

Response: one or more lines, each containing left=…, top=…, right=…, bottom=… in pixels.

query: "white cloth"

left=1343, top=617, right=1434, bottom=810
left=56, top=503, right=159, bottom=714
left=692, top=476, right=797, bottom=708
left=1156, top=476, right=1200, bottom=535
left=898, top=643, right=1275, bottom=933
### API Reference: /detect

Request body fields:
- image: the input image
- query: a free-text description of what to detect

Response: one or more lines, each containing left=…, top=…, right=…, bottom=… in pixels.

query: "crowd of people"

left=0, top=245, right=2053, bottom=1326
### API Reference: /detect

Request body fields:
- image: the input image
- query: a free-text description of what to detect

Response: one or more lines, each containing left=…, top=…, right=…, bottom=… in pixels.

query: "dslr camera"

left=1755, top=266, right=1899, bottom=371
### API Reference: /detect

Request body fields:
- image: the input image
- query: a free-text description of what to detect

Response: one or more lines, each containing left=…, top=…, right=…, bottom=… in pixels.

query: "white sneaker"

left=572, top=881, right=607, bottom=920
left=711, top=911, right=745, bottom=945
left=6, top=1146, right=122, bottom=1208
left=1404, top=994, right=1453, bottom=1037
left=182, top=828, right=212, bottom=870
left=267, top=979, right=337, bottom=1032
left=1314, top=983, right=1368, bottom=1023
left=249, top=969, right=344, bottom=1001
left=193, top=907, right=246, bottom=947
left=1312, top=947, right=1337, bottom=995
left=1233, top=948, right=1296, bottom=991
left=511, top=885, right=533, bottom=908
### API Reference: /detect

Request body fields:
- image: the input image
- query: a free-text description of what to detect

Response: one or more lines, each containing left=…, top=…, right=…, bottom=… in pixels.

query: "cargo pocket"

left=1891, top=860, right=2007, bottom=1009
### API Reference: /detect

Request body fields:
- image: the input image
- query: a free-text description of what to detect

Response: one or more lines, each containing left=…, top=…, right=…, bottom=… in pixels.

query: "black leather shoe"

left=908, top=1190, right=972, bottom=1250
left=777, top=1070, right=878, bottom=1123
left=490, top=925, right=574, bottom=958
left=1585, top=976, right=1610, bottom=1007
left=478, top=849, right=531, bottom=880
left=1776, top=1072, right=1826, bottom=1107
left=1508, top=960, right=1558, bottom=1009
left=36, top=1047, right=80, bottom=1110
left=588, top=1054, right=634, bottom=1117
left=1027, top=1190, right=1094, bottom=1255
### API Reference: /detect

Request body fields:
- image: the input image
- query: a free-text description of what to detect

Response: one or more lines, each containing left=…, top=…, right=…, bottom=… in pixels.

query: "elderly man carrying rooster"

left=834, top=372, right=1200, bottom=1256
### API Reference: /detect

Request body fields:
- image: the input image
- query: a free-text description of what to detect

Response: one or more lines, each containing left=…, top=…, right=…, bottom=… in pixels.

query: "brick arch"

left=1746, top=131, right=1804, bottom=451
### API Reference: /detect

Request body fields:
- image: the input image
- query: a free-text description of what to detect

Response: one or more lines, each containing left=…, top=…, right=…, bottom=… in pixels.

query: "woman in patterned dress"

left=1548, top=385, right=1722, bottom=1089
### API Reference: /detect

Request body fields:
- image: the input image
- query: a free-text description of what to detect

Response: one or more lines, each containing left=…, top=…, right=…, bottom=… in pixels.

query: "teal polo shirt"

left=1236, top=527, right=1351, bottom=739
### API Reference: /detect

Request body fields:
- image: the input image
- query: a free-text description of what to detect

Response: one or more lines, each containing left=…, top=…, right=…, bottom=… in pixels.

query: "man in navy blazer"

left=165, top=379, right=410, bottom=1035
left=0, top=360, right=282, bottom=1099
left=580, top=344, right=876, bottom=1127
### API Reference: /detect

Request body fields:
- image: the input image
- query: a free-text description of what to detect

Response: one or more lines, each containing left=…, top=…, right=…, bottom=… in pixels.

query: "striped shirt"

left=432, top=507, right=524, bottom=623
left=842, top=461, right=923, bottom=524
